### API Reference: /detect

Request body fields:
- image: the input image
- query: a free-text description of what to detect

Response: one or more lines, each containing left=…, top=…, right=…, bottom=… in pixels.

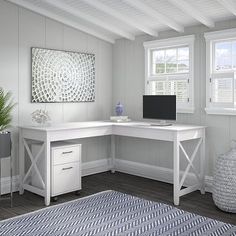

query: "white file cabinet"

left=51, top=142, right=81, bottom=197
left=31, top=142, right=81, bottom=199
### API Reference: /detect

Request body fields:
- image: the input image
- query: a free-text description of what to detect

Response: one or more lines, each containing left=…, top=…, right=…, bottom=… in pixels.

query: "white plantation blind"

left=148, top=76, right=189, bottom=103
left=144, top=35, right=194, bottom=112
left=210, top=73, right=236, bottom=107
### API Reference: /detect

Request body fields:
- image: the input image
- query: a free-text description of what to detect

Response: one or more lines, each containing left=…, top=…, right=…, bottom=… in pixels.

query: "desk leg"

left=19, top=130, right=24, bottom=195
left=200, top=130, right=206, bottom=194
left=111, top=135, right=115, bottom=173
left=173, top=135, right=180, bottom=206
left=44, top=139, right=51, bottom=206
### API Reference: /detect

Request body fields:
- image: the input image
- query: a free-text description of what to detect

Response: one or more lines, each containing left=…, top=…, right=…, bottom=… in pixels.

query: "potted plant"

left=0, top=87, right=16, bottom=158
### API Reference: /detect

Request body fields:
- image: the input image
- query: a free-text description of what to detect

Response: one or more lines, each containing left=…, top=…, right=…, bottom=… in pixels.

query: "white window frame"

left=205, top=28, right=236, bottom=115
left=144, top=35, right=195, bottom=114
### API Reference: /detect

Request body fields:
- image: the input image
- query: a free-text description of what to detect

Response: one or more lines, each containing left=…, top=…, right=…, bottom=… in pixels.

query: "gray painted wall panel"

left=0, top=0, right=19, bottom=178
left=0, top=0, right=112, bottom=177
left=1, top=0, right=236, bottom=181
left=113, top=20, right=236, bottom=177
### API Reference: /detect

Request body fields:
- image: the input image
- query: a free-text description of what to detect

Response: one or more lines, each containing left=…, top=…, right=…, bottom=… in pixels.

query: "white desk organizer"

left=110, top=116, right=131, bottom=122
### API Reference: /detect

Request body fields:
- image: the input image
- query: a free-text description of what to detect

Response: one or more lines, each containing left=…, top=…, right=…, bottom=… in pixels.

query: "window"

left=144, top=35, right=195, bottom=113
left=205, top=29, right=236, bottom=115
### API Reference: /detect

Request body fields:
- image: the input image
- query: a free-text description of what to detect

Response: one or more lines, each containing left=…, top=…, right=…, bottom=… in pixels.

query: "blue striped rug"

left=0, top=190, right=235, bottom=236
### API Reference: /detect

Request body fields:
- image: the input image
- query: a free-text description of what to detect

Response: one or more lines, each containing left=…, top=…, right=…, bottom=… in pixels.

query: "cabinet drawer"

left=52, top=145, right=80, bottom=165
left=51, top=162, right=81, bottom=196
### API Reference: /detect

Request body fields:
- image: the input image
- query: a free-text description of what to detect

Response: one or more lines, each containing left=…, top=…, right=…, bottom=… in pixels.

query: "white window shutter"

left=210, top=72, right=235, bottom=108
left=148, top=74, right=189, bottom=104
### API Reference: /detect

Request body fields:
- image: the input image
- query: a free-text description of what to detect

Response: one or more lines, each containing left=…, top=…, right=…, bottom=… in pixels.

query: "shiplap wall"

left=0, top=0, right=112, bottom=177
left=1, top=0, right=236, bottom=181
left=113, top=19, right=236, bottom=177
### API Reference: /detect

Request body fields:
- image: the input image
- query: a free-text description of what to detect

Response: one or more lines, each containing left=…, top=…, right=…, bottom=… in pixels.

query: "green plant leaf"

left=0, top=87, right=16, bottom=131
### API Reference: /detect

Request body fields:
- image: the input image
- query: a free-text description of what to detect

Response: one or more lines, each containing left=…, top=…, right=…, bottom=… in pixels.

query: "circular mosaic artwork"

left=31, top=47, right=95, bottom=103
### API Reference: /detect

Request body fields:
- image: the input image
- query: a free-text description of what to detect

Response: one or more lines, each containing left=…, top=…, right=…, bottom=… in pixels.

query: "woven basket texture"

left=213, top=149, right=236, bottom=213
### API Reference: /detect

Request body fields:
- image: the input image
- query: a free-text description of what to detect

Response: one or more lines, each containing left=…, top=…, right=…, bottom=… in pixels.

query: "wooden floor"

left=0, top=171, right=235, bottom=225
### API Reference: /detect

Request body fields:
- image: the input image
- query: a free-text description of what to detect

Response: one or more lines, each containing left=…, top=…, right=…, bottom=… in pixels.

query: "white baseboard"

left=82, top=158, right=112, bottom=176
left=115, top=159, right=213, bottom=193
left=1, top=159, right=213, bottom=194
left=0, top=159, right=112, bottom=195
left=0, top=175, right=20, bottom=195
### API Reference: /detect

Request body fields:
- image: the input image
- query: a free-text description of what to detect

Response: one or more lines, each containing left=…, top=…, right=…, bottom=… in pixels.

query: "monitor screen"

left=143, top=95, right=176, bottom=120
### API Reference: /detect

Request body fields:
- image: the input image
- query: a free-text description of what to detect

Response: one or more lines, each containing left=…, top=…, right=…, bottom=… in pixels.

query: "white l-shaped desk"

left=19, top=121, right=206, bottom=206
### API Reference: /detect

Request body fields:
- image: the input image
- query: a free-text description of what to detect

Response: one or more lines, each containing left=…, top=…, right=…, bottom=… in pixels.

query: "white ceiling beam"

left=123, top=0, right=184, bottom=32
left=217, top=0, right=236, bottom=16
left=44, top=0, right=135, bottom=40
left=7, top=0, right=115, bottom=44
left=169, top=0, right=215, bottom=28
left=83, top=0, right=158, bottom=37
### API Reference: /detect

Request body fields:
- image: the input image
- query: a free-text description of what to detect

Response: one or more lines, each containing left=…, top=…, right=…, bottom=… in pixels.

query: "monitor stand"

left=150, top=120, right=173, bottom=127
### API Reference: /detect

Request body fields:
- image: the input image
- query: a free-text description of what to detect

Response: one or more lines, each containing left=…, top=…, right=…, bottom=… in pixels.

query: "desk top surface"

left=20, top=121, right=205, bottom=132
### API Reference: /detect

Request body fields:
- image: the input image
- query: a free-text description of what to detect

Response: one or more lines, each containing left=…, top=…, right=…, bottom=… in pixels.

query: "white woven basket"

left=213, top=148, right=236, bottom=213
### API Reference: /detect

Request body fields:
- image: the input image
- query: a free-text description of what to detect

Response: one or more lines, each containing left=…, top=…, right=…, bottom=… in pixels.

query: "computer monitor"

left=143, top=95, right=176, bottom=126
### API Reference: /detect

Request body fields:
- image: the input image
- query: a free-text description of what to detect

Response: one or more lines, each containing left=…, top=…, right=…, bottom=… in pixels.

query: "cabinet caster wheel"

left=75, top=191, right=81, bottom=196
left=51, top=196, right=58, bottom=202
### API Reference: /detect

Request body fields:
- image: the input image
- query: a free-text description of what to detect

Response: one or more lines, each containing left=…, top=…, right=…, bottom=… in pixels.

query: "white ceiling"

left=7, top=0, right=236, bottom=44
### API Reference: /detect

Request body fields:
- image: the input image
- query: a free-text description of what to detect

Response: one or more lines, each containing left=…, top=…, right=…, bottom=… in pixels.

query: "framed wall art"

left=31, top=47, right=95, bottom=103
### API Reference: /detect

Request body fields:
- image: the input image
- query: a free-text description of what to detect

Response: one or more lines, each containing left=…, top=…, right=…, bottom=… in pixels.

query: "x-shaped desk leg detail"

left=22, top=139, right=45, bottom=190
left=179, top=138, right=202, bottom=191
left=174, top=137, right=205, bottom=206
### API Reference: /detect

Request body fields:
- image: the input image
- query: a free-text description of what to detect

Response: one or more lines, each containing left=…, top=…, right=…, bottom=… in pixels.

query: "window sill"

left=205, top=107, right=236, bottom=115
left=177, top=107, right=195, bottom=114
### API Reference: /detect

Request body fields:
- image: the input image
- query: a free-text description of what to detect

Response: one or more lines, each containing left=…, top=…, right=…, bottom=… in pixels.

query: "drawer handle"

left=62, top=151, right=73, bottom=154
left=62, top=167, right=73, bottom=170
